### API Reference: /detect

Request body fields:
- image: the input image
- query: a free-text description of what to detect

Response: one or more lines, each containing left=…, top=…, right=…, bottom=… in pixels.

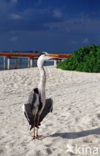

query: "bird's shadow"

left=50, top=127, right=100, bottom=139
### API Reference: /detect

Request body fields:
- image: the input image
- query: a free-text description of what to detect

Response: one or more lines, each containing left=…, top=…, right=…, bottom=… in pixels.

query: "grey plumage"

left=24, top=88, right=53, bottom=130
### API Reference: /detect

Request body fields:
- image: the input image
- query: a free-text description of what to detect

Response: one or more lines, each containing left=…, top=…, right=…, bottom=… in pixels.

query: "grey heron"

left=23, top=52, right=56, bottom=139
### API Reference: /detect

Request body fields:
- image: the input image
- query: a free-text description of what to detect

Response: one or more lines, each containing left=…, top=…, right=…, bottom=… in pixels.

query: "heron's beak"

left=47, top=54, right=58, bottom=59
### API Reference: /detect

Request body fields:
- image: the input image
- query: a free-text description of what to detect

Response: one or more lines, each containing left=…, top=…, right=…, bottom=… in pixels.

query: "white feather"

left=22, top=104, right=25, bottom=112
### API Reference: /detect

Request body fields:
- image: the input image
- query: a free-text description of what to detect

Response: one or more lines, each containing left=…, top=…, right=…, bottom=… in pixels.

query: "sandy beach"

left=0, top=66, right=100, bottom=156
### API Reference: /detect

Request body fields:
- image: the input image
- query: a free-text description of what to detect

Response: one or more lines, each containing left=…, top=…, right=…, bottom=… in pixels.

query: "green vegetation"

left=57, top=44, right=100, bottom=73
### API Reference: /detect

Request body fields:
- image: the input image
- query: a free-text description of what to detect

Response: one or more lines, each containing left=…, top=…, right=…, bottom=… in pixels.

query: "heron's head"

left=37, top=52, right=57, bottom=67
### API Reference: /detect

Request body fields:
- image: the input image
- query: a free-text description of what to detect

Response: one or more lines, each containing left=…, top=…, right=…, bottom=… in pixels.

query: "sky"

left=0, top=0, right=100, bottom=52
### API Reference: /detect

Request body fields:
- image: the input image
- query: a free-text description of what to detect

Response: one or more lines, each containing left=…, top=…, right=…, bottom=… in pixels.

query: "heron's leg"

left=36, top=115, right=40, bottom=139
left=33, top=116, right=36, bottom=139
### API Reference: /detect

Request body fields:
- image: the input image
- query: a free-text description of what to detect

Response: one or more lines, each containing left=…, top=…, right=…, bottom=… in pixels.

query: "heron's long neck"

left=38, top=66, right=46, bottom=104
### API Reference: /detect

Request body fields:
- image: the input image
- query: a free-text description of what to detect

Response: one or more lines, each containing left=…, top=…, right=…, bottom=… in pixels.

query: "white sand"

left=0, top=66, right=100, bottom=156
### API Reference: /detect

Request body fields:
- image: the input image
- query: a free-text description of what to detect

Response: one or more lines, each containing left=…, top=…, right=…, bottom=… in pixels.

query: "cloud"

left=0, top=1, right=100, bottom=52
left=45, top=15, right=100, bottom=35
left=0, top=4, right=100, bottom=36
left=10, top=0, right=18, bottom=4
left=10, top=14, right=22, bottom=20
left=82, top=38, right=89, bottom=44
left=0, top=7, right=64, bottom=34
left=53, top=9, right=63, bottom=18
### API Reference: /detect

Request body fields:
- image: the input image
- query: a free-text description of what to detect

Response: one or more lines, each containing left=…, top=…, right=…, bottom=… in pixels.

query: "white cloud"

left=10, top=14, right=22, bottom=20
left=10, top=0, right=18, bottom=3
left=53, top=9, right=63, bottom=18
left=82, top=38, right=89, bottom=44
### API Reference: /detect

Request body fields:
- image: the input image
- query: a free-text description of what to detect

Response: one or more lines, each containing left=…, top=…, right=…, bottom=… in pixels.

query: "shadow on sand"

left=50, top=127, right=100, bottom=139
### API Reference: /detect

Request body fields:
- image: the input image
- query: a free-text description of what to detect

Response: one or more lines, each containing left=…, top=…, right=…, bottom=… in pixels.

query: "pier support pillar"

left=7, top=57, right=10, bottom=70
left=28, top=58, right=30, bottom=68
left=29, top=58, right=33, bottom=68
left=15, top=58, right=18, bottom=69
left=54, top=59, right=57, bottom=67
left=3, top=57, right=6, bottom=69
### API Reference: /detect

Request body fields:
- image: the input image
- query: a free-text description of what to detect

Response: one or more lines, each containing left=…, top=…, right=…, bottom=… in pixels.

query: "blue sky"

left=0, top=0, right=100, bottom=52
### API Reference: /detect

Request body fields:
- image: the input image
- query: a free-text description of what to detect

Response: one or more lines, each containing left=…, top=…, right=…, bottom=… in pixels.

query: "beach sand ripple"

left=0, top=67, right=100, bottom=156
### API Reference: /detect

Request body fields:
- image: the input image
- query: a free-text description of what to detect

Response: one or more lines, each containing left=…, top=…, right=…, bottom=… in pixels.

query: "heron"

left=23, top=52, right=56, bottom=139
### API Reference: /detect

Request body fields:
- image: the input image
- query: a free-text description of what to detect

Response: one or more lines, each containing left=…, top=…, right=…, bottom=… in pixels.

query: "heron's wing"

left=24, top=88, right=40, bottom=130
left=24, top=103, right=34, bottom=125
left=35, top=98, right=53, bottom=126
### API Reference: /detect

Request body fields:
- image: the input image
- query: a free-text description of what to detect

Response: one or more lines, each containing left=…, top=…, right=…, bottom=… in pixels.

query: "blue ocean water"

left=0, top=57, right=54, bottom=70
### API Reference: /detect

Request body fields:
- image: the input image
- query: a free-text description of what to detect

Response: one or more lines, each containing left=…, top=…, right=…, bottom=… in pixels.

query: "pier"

left=0, top=52, right=72, bottom=69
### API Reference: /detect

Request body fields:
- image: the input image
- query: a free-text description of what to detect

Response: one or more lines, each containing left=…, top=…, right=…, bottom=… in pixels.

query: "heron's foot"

left=32, top=136, right=36, bottom=140
left=36, top=135, right=42, bottom=139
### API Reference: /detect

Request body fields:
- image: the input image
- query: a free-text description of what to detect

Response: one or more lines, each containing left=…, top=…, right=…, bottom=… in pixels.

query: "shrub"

left=57, top=44, right=100, bottom=73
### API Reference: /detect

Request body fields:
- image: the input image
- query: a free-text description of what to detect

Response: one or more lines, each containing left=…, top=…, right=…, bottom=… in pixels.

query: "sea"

left=0, top=56, right=55, bottom=70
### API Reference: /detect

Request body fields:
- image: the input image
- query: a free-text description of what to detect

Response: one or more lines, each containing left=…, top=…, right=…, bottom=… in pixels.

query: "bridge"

left=0, top=52, right=72, bottom=69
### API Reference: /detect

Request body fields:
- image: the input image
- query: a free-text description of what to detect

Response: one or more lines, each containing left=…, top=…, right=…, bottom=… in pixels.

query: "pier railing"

left=0, top=52, right=72, bottom=69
